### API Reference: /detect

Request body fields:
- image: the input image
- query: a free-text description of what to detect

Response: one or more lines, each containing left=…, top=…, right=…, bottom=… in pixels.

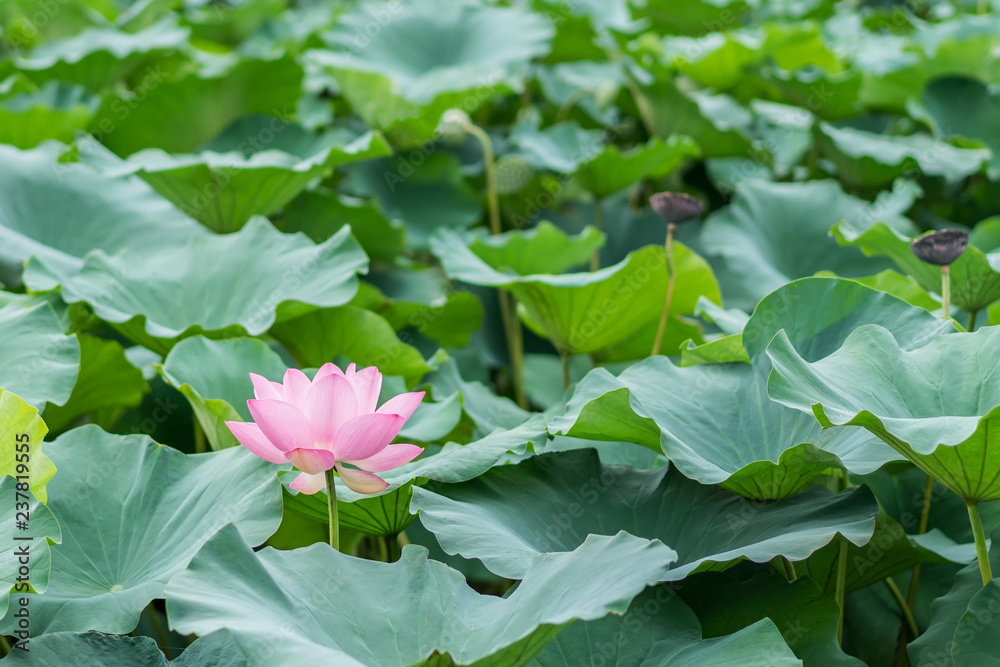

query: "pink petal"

left=286, top=448, right=337, bottom=475
left=376, top=391, right=425, bottom=420
left=289, top=472, right=326, bottom=495
left=345, top=363, right=357, bottom=377
left=304, top=373, right=357, bottom=444
left=347, top=366, right=382, bottom=414
left=336, top=464, right=389, bottom=494
left=249, top=373, right=283, bottom=401
left=350, top=444, right=423, bottom=472
left=247, top=399, right=312, bottom=452
left=313, top=362, right=345, bottom=384
left=333, top=412, right=406, bottom=461
left=225, top=421, right=288, bottom=464
left=282, top=368, right=311, bottom=409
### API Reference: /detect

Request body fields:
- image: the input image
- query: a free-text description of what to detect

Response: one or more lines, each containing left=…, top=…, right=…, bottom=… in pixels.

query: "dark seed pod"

left=910, top=229, right=970, bottom=266
left=650, top=192, right=704, bottom=223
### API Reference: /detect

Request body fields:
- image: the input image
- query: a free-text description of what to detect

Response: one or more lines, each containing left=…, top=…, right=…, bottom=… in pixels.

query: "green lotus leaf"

left=411, top=449, right=878, bottom=581
left=276, top=190, right=405, bottom=262
left=309, top=0, right=552, bottom=144
left=680, top=571, right=860, bottom=666
left=281, top=416, right=546, bottom=536
left=631, top=0, right=754, bottom=36
left=702, top=180, right=908, bottom=310
left=41, top=333, right=149, bottom=433
left=13, top=17, right=189, bottom=91
left=92, top=54, right=303, bottom=156
left=508, top=120, right=610, bottom=174
left=830, top=269, right=939, bottom=312
left=767, top=324, right=1000, bottom=503
left=23, top=219, right=367, bottom=354
left=530, top=586, right=802, bottom=667
left=833, top=218, right=1000, bottom=314
left=344, top=153, right=482, bottom=249
left=165, top=523, right=675, bottom=666
left=907, top=525, right=1000, bottom=666
left=426, top=356, right=531, bottom=436
left=100, top=125, right=390, bottom=233
left=760, top=66, right=864, bottom=121
left=535, top=61, right=626, bottom=125
left=574, top=136, right=700, bottom=198
left=0, top=389, right=57, bottom=504
left=815, top=123, right=989, bottom=189
left=0, top=303, right=79, bottom=411
left=0, top=629, right=247, bottom=666
left=679, top=334, right=749, bottom=366
left=185, top=0, right=287, bottom=46
left=270, top=305, right=431, bottom=387
left=0, top=80, right=98, bottom=148
left=160, top=337, right=288, bottom=451
left=0, top=476, right=60, bottom=615
left=0, top=426, right=282, bottom=635
left=433, top=227, right=720, bottom=359
left=0, top=142, right=207, bottom=284
left=921, top=76, right=1000, bottom=179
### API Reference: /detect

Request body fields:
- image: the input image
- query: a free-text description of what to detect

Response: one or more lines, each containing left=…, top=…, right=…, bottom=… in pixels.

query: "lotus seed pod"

left=910, top=229, right=970, bottom=266
left=494, top=155, right=535, bottom=194
left=649, top=191, right=704, bottom=223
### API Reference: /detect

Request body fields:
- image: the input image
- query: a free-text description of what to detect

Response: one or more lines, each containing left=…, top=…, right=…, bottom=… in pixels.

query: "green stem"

left=836, top=469, right=851, bottom=643
left=326, top=468, right=340, bottom=552
left=885, top=577, right=921, bottom=639
left=979, top=0, right=987, bottom=14
left=0, top=635, right=10, bottom=655
left=906, top=475, right=935, bottom=609
left=560, top=349, right=572, bottom=392
left=968, top=309, right=979, bottom=332
left=146, top=604, right=172, bottom=661
left=651, top=223, right=677, bottom=357
left=968, top=501, right=993, bottom=586
left=193, top=419, right=206, bottom=453
left=781, top=556, right=797, bottom=582
left=941, top=265, right=951, bottom=320
left=590, top=198, right=603, bottom=272
left=386, top=535, right=402, bottom=563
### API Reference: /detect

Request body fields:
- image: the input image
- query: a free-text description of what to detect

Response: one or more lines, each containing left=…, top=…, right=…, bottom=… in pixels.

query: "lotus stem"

left=651, top=223, right=677, bottom=357
left=967, top=501, right=993, bottom=586
left=466, top=123, right=526, bottom=409
left=885, top=577, right=920, bottom=639
left=325, top=468, right=340, bottom=552
left=590, top=198, right=603, bottom=271
left=836, top=469, right=851, bottom=643
left=0, top=636, right=10, bottom=655
left=781, top=556, right=796, bottom=581
left=146, top=603, right=172, bottom=660
left=906, top=475, right=936, bottom=609
left=941, top=265, right=951, bottom=320
left=194, top=419, right=206, bottom=453
left=386, top=535, right=401, bottom=563
left=968, top=309, right=979, bottom=332
left=560, top=349, right=572, bottom=392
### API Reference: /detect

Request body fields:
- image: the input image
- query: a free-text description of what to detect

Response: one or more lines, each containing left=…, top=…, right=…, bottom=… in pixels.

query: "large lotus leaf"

left=549, top=358, right=845, bottom=500
left=0, top=142, right=207, bottom=283
left=270, top=305, right=431, bottom=387
left=907, top=525, right=1000, bottom=666
left=101, top=127, right=391, bottom=233
left=921, top=76, right=1000, bottom=180
left=281, top=416, right=546, bottom=536
left=23, top=219, right=368, bottom=353
left=573, top=136, right=700, bottom=199
left=276, top=190, right=405, bottom=262
left=815, top=123, right=989, bottom=189
left=534, top=62, right=625, bottom=125
left=311, top=0, right=552, bottom=144
left=701, top=179, right=907, bottom=311
left=529, top=586, right=801, bottom=667
left=92, top=54, right=303, bottom=156
left=426, top=356, right=531, bottom=436
left=768, top=324, right=1000, bottom=503
left=42, top=333, right=148, bottom=433
left=0, top=389, right=57, bottom=504
left=509, top=120, right=608, bottom=173
left=462, top=222, right=603, bottom=277
left=0, top=426, right=282, bottom=635
left=631, top=0, right=754, bottom=37
left=1, top=629, right=248, bottom=666
left=831, top=269, right=940, bottom=312
left=160, top=337, right=288, bottom=451
left=833, top=217, right=1000, bottom=313
left=165, top=524, right=675, bottom=666
left=433, top=229, right=720, bottom=359
left=410, top=449, right=878, bottom=581
left=0, top=476, right=60, bottom=616
left=0, top=81, right=98, bottom=148
left=344, top=153, right=482, bottom=249
left=13, top=18, right=189, bottom=91
left=0, top=303, right=79, bottom=411
left=680, top=571, right=860, bottom=666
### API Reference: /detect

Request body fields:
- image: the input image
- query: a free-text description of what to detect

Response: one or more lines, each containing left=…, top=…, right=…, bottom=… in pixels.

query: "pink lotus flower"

left=226, top=363, right=424, bottom=495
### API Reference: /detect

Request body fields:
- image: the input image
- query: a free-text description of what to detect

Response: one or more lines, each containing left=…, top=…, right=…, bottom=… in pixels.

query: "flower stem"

left=835, top=469, right=851, bottom=643
left=906, top=475, right=935, bottom=609
left=968, top=309, right=979, bottom=332
left=467, top=122, right=526, bottom=409
left=941, top=265, right=951, bottom=320
left=146, top=603, right=172, bottom=661
left=651, top=222, right=677, bottom=357
left=590, top=198, right=603, bottom=272
left=968, top=501, right=993, bottom=586
left=325, top=468, right=340, bottom=552
left=560, top=348, right=572, bottom=392
left=885, top=577, right=920, bottom=639
left=193, top=419, right=206, bottom=453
